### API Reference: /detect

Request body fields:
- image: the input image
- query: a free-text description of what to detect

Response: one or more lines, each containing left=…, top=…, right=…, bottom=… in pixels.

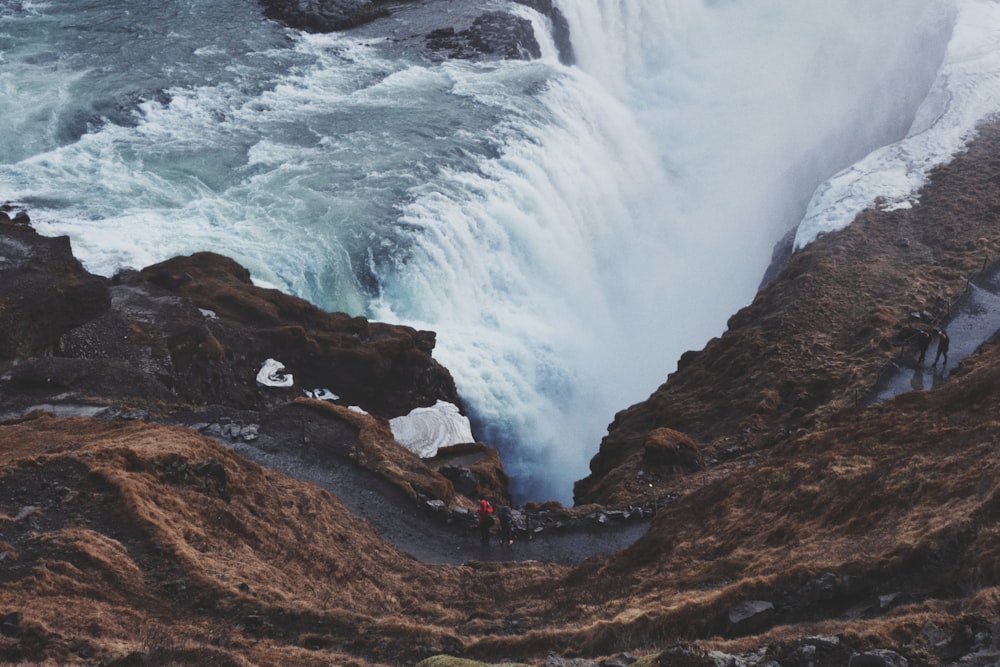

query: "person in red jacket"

left=477, top=498, right=494, bottom=545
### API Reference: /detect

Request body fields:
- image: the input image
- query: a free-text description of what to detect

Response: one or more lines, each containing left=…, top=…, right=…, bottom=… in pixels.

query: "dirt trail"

left=866, top=266, right=1000, bottom=403
left=223, top=434, right=649, bottom=566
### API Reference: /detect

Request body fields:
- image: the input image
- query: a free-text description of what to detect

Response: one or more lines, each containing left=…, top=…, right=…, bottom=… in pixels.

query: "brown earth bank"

left=2, top=117, right=1000, bottom=667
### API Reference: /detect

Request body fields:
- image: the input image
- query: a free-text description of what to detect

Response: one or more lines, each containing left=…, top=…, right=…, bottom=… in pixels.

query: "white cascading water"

left=375, top=0, right=955, bottom=501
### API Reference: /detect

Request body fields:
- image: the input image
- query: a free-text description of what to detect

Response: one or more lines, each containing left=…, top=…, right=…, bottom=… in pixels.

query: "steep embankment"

left=0, top=413, right=565, bottom=666
left=575, top=119, right=1000, bottom=508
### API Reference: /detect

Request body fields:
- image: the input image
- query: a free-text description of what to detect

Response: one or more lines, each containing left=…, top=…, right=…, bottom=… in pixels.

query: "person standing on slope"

left=498, top=504, right=514, bottom=547
left=932, top=327, right=950, bottom=367
left=477, top=498, right=494, bottom=545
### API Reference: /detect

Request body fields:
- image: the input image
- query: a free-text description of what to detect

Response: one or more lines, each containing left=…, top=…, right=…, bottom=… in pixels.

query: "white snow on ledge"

left=256, top=358, right=293, bottom=387
left=389, top=400, right=474, bottom=458
left=795, top=0, right=1000, bottom=249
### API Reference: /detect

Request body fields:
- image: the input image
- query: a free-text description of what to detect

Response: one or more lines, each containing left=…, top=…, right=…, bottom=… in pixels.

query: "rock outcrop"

left=0, top=216, right=109, bottom=361
left=0, top=218, right=500, bottom=514
left=0, top=224, right=459, bottom=421
left=258, top=0, right=392, bottom=32
left=258, top=0, right=567, bottom=64
left=425, top=11, right=540, bottom=61
left=511, top=0, right=575, bottom=64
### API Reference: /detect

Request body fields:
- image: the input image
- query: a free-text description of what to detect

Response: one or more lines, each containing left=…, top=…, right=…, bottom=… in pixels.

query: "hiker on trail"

left=498, top=504, right=514, bottom=547
left=912, top=327, right=932, bottom=364
left=932, top=327, right=950, bottom=367
left=477, top=498, right=494, bottom=545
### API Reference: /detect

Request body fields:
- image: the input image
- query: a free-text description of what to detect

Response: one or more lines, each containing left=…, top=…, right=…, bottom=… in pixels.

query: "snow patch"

left=795, top=0, right=1000, bottom=249
left=389, top=400, right=474, bottom=458
left=256, top=358, right=293, bottom=387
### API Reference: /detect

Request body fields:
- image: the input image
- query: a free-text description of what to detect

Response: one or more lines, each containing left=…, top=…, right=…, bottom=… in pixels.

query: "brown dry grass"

left=0, top=414, right=504, bottom=664
left=2, top=345, right=999, bottom=665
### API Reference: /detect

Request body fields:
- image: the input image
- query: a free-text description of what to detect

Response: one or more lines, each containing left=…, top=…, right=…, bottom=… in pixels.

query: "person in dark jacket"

left=498, top=505, right=514, bottom=547
left=932, top=327, right=950, bottom=367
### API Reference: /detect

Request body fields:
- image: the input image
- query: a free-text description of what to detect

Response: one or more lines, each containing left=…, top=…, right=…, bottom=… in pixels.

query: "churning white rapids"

left=1, top=0, right=998, bottom=503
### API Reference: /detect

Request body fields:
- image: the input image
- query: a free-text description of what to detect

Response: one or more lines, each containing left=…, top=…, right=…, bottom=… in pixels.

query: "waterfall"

left=439, top=0, right=954, bottom=501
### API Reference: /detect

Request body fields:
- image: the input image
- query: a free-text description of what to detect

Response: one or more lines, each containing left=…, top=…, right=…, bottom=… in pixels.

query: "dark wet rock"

left=0, top=219, right=110, bottom=362
left=600, top=652, right=637, bottom=667
left=726, top=600, right=775, bottom=636
left=512, top=0, right=574, bottom=64
left=0, top=223, right=459, bottom=422
left=0, top=203, right=31, bottom=226
left=258, top=0, right=392, bottom=32
left=427, top=441, right=510, bottom=504
left=437, top=464, right=480, bottom=497
left=849, top=649, right=908, bottom=667
left=109, top=252, right=457, bottom=417
left=260, top=0, right=555, bottom=63
left=0, top=611, right=22, bottom=637
left=426, top=11, right=540, bottom=61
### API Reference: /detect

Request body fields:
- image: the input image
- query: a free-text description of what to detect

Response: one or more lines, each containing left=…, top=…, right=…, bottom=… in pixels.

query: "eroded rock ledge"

left=0, top=222, right=458, bottom=420
left=0, top=215, right=516, bottom=511
left=258, top=0, right=575, bottom=64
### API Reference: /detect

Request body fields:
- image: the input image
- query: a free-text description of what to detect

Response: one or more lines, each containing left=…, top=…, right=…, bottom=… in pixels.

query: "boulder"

left=427, top=441, right=511, bottom=504
left=258, top=0, right=390, bottom=32
left=426, top=11, right=541, bottom=61
left=438, top=465, right=480, bottom=498
left=641, top=427, right=704, bottom=470
left=726, top=600, right=775, bottom=636
left=849, top=650, right=908, bottom=667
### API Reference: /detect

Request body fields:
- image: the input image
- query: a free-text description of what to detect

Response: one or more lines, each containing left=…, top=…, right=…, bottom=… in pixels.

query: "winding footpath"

left=224, top=435, right=650, bottom=566
left=867, top=266, right=1000, bottom=403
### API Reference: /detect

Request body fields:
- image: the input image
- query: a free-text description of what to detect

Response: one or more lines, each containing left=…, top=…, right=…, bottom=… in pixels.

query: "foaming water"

left=0, top=0, right=982, bottom=503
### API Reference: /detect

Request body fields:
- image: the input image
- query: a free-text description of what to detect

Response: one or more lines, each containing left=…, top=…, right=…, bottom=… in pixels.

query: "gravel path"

left=867, top=266, right=1000, bottom=403
left=223, top=433, right=649, bottom=566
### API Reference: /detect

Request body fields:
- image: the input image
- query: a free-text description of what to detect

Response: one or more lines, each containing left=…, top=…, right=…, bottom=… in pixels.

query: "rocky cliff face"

left=0, top=223, right=458, bottom=420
